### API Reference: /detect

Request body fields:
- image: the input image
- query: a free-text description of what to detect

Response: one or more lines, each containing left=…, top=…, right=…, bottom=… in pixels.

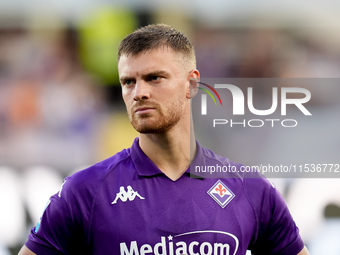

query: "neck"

left=138, top=118, right=196, bottom=181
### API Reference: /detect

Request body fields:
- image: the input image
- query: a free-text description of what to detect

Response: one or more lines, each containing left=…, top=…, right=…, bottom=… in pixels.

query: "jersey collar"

left=130, top=137, right=206, bottom=178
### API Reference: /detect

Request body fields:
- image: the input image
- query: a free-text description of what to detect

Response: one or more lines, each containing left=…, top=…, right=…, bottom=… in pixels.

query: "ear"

left=186, top=69, right=200, bottom=99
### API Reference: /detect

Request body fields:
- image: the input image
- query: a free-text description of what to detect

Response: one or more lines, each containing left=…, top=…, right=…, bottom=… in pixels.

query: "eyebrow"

left=119, top=70, right=170, bottom=83
left=119, top=76, right=133, bottom=84
left=141, top=70, right=170, bottom=80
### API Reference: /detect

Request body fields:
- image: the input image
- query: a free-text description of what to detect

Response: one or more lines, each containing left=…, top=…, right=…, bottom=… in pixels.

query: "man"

left=19, top=24, right=309, bottom=255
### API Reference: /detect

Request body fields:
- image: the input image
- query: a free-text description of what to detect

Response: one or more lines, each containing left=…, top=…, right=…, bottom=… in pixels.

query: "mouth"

left=134, top=107, right=156, bottom=115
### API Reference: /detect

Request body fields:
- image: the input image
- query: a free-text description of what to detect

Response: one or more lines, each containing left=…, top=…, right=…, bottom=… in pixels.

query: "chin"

left=133, top=122, right=175, bottom=134
left=131, top=114, right=180, bottom=134
left=135, top=126, right=166, bottom=134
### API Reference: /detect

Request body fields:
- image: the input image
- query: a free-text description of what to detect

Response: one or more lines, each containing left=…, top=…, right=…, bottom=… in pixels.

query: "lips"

left=134, top=106, right=156, bottom=115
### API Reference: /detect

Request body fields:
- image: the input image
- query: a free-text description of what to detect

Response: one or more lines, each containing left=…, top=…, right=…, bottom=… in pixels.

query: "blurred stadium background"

left=1, top=0, right=340, bottom=254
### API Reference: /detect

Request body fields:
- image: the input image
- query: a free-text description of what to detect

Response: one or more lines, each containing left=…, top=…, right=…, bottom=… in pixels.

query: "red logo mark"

left=215, top=184, right=227, bottom=196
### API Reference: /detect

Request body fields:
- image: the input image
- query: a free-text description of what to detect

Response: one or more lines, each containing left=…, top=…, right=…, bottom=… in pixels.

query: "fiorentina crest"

left=207, top=180, right=235, bottom=208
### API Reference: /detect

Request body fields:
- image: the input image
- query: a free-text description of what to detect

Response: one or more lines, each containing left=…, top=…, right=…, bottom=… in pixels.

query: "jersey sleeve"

left=25, top=174, right=91, bottom=255
left=245, top=178, right=305, bottom=255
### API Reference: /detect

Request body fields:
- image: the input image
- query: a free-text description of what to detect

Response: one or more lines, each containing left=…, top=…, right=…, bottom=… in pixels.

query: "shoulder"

left=197, top=146, right=244, bottom=178
left=201, top=145, right=274, bottom=185
left=198, top=144, right=278, bottom=208
left=61, top=147, right=133, bottom=199
left=201, top=146, right=239, bottom=167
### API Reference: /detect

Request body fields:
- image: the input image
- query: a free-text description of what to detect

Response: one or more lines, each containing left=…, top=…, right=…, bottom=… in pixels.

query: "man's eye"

left=148, top=76, right=160, bottom=82
left=124, top=80, right=134, bottom=86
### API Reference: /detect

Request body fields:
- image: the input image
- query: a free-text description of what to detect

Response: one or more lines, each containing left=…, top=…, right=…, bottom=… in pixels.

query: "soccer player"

left=19, top=24, right=309, bottom=255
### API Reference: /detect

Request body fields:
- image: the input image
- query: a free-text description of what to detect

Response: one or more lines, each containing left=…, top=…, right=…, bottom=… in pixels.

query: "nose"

left=133, top=80, right=150, bottom=101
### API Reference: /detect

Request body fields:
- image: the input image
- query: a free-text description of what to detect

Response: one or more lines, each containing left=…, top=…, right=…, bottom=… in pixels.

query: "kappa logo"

left=207, top=180, right=235, bottom=208
left=112, top=185, right=145, bottom=204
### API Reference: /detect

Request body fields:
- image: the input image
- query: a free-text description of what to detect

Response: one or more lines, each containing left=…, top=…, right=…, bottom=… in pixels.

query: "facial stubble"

left=129, top=98, right=185, bottom=134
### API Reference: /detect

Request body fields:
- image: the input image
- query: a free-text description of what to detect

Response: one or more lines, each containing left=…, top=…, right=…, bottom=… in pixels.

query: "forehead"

left=118, top=48, right=187, bottom=77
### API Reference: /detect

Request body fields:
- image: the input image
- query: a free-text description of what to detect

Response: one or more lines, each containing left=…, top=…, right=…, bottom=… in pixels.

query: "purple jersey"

left=25, top=138, right=304, bottom=255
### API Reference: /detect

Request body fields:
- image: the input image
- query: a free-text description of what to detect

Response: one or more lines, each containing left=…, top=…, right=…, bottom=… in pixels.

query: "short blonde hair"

left=118, top=23, right=196, bottom=68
